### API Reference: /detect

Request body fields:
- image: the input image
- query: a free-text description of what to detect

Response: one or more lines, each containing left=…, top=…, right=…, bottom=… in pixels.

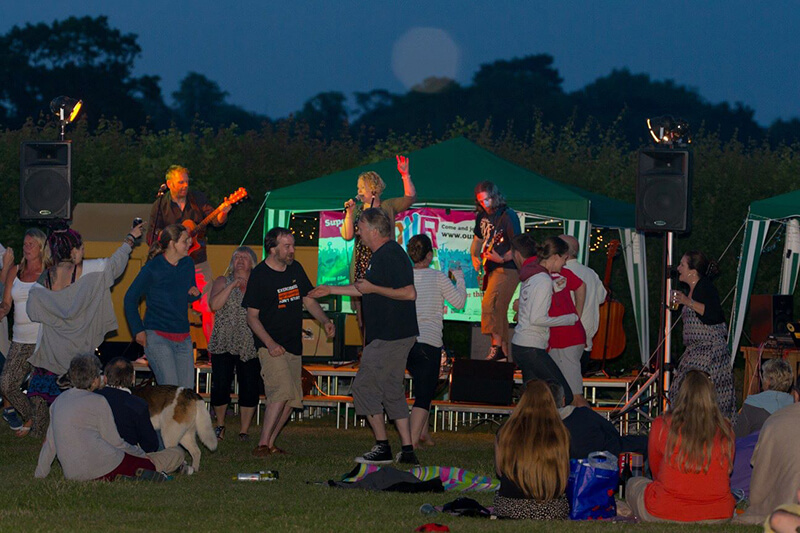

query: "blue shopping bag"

left=566, top=451, right=618, bottom=520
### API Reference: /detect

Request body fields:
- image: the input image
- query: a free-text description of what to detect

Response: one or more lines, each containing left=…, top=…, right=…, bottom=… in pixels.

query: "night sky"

left=4, top=0, right=798, bottom=125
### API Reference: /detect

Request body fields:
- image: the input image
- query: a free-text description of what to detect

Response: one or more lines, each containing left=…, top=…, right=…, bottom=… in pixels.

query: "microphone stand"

left=149, top=185, right=167, bottom=246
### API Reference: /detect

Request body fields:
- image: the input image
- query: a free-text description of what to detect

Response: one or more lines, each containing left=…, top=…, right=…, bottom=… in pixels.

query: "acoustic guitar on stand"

left=182, top=187, right=248, bottom=255
left=590, top=239, right=626, bottom=375
left=478, top=229, right=505, bottom=291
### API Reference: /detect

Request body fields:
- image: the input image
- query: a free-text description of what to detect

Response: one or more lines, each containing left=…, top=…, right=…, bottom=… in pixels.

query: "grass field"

left=0, top=412, right=760, bottom=532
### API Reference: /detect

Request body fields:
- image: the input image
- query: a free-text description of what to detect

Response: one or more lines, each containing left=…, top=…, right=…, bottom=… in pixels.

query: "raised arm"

left=440, top=269, right=467, bottom=310
left=395, top=155, right=417, bottom=209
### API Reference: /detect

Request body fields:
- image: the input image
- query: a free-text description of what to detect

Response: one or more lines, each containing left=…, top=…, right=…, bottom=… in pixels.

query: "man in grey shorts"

left=310, top=208, right=419, bottom=465
left=243, top=227, right=335, bottom=457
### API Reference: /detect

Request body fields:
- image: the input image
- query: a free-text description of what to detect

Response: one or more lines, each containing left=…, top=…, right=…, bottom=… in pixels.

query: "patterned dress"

left=669, top=305, right=736, bottom=420
left=207, top=275, right=257, bottom=361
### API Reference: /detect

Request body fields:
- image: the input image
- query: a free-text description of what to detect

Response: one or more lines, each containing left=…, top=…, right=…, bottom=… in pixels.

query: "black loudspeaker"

left=750, top=294, right=794, bottom=344
left=635, top=149, right=692, bottom=232
left=449, top=359, right=515, bottom=405
left=20, top=141, right=72, bottom=220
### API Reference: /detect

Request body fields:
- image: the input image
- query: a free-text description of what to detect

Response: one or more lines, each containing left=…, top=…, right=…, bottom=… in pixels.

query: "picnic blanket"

left=340, top=464, right=499, bottom=492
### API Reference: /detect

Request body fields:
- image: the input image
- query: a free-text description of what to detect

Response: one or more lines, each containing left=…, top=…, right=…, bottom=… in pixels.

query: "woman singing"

left=669, top=251, right=736, bottom=420
left=341, top=155, right=416, bottom=334
left=207, top=246, right=260, bottom=441
left=493, top=379, right=571, bottom=520
left=0, top=228, right=46, bottom=437
left=124, top=224, right=200, bottom=388
left=405, top=234, right=466, bottom=448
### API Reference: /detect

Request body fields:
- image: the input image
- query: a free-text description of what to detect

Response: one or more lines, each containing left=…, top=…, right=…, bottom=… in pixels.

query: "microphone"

left=156, top=183, right=168, bottom=197
left=344, top=194, right=363, bottom=207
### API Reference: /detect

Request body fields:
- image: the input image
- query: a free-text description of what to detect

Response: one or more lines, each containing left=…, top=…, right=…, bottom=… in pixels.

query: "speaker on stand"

left=635, top=146, right=692, bottom=415
left=19, top=141, right=72, bottom=221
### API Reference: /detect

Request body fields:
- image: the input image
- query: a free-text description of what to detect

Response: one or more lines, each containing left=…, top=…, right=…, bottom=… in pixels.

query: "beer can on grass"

left=234, top=470, right=279, bottom=481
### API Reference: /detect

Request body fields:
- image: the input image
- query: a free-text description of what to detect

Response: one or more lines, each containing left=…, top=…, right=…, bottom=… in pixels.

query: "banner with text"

left=319, top=208, right=507, bottom=323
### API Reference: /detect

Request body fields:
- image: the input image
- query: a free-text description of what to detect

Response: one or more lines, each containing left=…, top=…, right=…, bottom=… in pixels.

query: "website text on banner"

left=317, top=207, right=517, bottom=323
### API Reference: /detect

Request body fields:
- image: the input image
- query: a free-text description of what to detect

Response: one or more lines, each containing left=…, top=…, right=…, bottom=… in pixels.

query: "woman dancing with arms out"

left=669, top=250, right=736, bottom=420
left=124, top=224, right=200, bottom=388
left=0, top=228, right=46, bottom=436
left=25, top=224, right=143, bottom=436
left=493, top=379, right=571, bottom=520
left=405, top=234, right=466, bottom=448
left=207, top=246, right=260, bottom=441
left=626, top=370, right=735, bottom=523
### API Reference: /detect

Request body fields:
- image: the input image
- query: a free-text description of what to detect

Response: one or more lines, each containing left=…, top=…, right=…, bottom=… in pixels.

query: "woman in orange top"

left=627, top=370, right=735, bottom=523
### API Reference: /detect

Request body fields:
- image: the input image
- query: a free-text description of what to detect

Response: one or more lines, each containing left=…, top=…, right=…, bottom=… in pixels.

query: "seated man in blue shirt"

left=95, top=357, right=160, bottom=453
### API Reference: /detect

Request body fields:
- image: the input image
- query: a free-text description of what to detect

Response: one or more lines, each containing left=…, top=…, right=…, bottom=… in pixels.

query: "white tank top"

left=11, top=276, right=40, bottom=344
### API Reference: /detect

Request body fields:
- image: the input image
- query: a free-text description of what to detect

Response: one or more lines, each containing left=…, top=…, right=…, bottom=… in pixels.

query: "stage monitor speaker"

left=750, top=294, right=794, bottom=345
left=20, top=141, right=72, bottom=220
left=449, top=359, right=515, bottom=405
left=635, top=149, right=691, bottom=232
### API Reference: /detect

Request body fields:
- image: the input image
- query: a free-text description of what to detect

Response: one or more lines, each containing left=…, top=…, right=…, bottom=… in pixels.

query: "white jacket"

left=512, top=271, right=577, bottom=349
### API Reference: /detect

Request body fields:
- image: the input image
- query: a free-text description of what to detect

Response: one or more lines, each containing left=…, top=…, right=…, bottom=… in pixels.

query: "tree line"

left=3, top=17, right=800, bottom=147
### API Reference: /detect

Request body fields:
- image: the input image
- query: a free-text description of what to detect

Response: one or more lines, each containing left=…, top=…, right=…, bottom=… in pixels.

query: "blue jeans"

left=145, top=331, right=194, bottom=388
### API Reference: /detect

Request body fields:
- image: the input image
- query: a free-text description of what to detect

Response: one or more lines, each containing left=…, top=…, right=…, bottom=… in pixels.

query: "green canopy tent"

left=262, top=137, right=651, bottom=363
left=729, top=189, right=800, bottom=359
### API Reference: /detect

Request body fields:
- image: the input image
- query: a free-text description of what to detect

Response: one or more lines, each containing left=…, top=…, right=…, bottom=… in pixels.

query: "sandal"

left=15, top=425, right=31, bottom=438
left=269, top=446, right=289, bottom=455
left=238, top=433, right=250, bottom=442
left=214, top=426, right=225, bottom=440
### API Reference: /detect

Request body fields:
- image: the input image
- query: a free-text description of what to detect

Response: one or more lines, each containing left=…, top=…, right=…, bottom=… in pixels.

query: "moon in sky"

left=392, top=27, right=460, bottom=92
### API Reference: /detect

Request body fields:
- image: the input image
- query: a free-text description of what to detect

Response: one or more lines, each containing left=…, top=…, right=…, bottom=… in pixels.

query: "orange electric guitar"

left=182, top=187, right=248, bottom=254
left=478, top=229, right=505, bottom=291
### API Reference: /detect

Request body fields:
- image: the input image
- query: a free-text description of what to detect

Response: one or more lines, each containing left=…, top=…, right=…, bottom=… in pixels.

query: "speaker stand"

left=656, top=232, right=676, bottom=413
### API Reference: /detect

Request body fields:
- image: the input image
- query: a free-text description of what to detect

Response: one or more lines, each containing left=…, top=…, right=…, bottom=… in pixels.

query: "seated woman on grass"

left=493, top=379, right=570, bottom=520
left=626, top=370, right=735, bottom=523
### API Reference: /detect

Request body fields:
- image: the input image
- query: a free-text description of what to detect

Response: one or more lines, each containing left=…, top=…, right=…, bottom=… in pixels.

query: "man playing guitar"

left=470, top=181, right=520, bottom=361
left=147, top=165, right=230, bottom=344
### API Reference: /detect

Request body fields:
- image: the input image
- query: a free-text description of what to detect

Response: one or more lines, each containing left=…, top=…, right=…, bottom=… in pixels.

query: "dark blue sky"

left=4, top=1, right=798, bottom=125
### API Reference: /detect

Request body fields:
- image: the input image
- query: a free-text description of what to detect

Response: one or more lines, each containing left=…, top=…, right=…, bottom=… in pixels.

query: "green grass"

left=0, top=413, right=759, bottom=532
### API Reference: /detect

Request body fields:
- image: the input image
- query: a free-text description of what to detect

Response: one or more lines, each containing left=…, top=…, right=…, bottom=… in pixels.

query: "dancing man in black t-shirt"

left=310, top=209, right=420, bottom=465
left=242, top=227, right=335, bottom=457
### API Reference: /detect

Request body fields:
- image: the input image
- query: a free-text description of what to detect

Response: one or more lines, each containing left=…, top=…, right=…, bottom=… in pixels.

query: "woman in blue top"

left=124, top=224, right=200, bottom=388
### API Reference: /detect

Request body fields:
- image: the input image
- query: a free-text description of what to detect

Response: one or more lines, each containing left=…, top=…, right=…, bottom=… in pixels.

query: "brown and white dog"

left=134, top=385, right=217, bottom=471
